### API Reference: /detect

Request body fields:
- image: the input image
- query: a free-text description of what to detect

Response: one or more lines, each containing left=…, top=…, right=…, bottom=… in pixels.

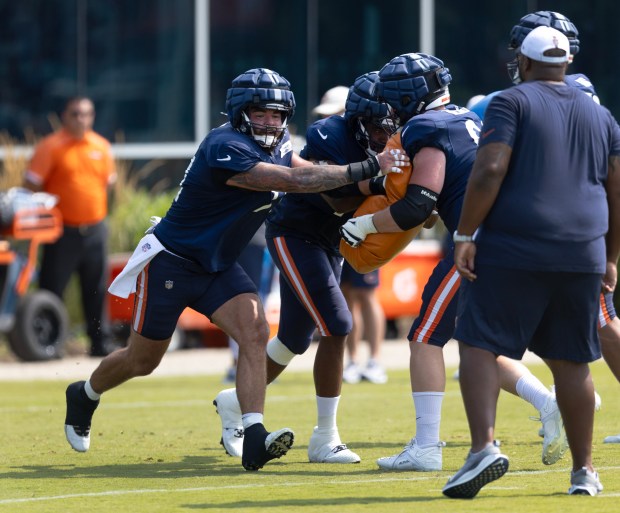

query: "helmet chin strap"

left=424, top=88, right=451, bottom=111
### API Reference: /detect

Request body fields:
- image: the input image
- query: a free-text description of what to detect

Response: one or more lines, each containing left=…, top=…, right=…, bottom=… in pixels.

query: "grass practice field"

left=1, top=359, right=619, bottom=512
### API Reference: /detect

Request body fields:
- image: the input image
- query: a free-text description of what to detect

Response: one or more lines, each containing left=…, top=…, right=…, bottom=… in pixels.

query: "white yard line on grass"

left=2, top=467, right=620, bottom=505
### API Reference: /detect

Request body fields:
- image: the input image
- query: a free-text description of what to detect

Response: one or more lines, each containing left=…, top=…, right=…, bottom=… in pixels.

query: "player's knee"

left=132, top=353, right=163, bottom=376
left=324, top=309, right=353, bottom=336
left=237, top=318, right=270, bottom=349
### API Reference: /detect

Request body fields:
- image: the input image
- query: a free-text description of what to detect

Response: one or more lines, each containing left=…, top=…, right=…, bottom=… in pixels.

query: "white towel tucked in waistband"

left=108, top=233, right=165, bottom=298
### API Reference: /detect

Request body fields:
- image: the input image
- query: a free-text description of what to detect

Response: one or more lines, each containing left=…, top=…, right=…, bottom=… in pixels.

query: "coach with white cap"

left=442, top=25, right=620, bottom=499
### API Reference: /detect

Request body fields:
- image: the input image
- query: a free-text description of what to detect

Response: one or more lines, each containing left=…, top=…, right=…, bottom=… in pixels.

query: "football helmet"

left=226, top=68, right=296, bottom=150
left=344, top=71, right=399, bottom=156
left=376, top=53, right=452, bottom=124
left=507, top=11, right=580, bottom=84
left=508, top=11, right=580, bottom=56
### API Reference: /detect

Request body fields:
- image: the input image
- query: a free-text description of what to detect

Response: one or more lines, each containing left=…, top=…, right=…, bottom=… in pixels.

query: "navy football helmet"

left=226, top=68, right=296, bottom=150
left=506, top=11, right=579, bottom=85
left=344, top=71, right=398, bottom=156
left=376, top=53, right=452, bottom=124
left=508, top=11, right=580, bottom=56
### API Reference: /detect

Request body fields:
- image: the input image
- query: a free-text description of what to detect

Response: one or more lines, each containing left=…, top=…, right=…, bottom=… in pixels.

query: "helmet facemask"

left=239, top=103, right=291, bottom=151
left=355, top=110, right=399, bottom=156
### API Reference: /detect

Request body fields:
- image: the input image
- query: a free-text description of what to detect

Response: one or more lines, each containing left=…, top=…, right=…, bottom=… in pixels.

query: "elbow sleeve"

left=389, top=184, right=438, bottom=230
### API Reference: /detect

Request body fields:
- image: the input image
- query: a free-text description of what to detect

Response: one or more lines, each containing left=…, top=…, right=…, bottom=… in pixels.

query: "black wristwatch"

left=453, top=230, right=474, bottom=243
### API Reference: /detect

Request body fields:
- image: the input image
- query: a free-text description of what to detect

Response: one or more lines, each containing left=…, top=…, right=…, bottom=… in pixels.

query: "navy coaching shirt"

left=154, top=123, right=293, bottom=272
left=477, top=81, right=620, bottom=272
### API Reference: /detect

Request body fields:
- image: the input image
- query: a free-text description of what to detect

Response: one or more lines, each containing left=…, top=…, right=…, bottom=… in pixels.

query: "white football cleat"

left=308, top=427, right=360, bottom=463
left=377, top=438, right=444, bottom=471
left=64, top=425, right=91, bottom=452
left=539, top=395, right=568, bottom=465
left=213, top=388, right=244, bottom=457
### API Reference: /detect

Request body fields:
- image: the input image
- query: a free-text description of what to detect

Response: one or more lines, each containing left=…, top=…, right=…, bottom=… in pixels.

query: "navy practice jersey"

left=477, top=81, right=620, bottom=272
left=400, top=105, right=482, bottom=234
left=471, top=73, right=600, bottom=120
left=154, top=123, right=293, bottom=272
left=266, top=115, right=365, bottom=254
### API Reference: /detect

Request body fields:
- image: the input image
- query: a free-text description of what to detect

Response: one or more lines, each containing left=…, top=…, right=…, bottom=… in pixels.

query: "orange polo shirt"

left=27, top=128, right=115, bottom=226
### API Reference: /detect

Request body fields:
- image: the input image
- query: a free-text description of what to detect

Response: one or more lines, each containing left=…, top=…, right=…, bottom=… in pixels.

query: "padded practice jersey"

left=470, top=73, right=601, bottom=120
left=266, top=115, right=364, bottom=254
left=400, top=105, right=482, bottom=234
left=154, top=123, right=293, bottom=272
left=477, top=81, right=620, bottom=272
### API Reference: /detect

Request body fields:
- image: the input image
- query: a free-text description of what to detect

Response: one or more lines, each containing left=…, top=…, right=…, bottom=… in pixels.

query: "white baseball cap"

left=312, top=85, right=349, bottom=116
left=520, top=26, right=570, bottom=63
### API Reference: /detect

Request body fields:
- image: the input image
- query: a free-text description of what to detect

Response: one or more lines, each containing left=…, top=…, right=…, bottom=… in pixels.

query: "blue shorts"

left=132, top=251, right=256, bottom=340
left=408, top=248, right=460, bottom=347
left=599, top=291, right=616, bottom=328
left=454, top=265, right=601, bottom=363
left=340, top=261, right=380, bottom=288
left=268, top=236, right=352, bottom=354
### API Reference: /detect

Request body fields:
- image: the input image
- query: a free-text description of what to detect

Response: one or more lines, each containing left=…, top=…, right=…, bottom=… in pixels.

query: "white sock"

left=413, top=392, right=444, bottom=447
left=515, top=373, right=551, bottom=412
left=316, top=395, right=340, bottom=431
left=84, top=380, right=101, bottom=401
left=241, top=413, right=263, bottom=429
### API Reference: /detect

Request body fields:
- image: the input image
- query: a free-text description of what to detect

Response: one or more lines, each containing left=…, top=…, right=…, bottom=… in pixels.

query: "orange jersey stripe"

left=412, top=266, right=461, bottom=344
left=273, top=236, right=330, bottom=336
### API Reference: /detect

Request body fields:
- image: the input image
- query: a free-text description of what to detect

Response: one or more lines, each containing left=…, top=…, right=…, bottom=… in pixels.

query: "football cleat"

left=213, top=388, right=244, bottom=457
left=377, top=438, right=444, bottom=471
left=242, top=423, right=294, bottom=471
left=308, top=427, right=360, bottom=463
left=64, top=381, right=99, bottom=452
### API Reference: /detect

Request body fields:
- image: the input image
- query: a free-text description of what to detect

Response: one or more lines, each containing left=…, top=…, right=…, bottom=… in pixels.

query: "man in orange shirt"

left=24, top=96, right=117, bottom=357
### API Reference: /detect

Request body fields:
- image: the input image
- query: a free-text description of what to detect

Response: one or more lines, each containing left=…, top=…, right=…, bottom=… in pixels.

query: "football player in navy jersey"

left=63, top=68, right=408, bottom=472
left=342, top=53, right=485, bottom=473
left=342, top=52, right=568, bottom=473
left=448, top=26, right=620, bottom=497
left=213, top=72, right=399, bottom=464
left=473, top=10, right=620, bottom=447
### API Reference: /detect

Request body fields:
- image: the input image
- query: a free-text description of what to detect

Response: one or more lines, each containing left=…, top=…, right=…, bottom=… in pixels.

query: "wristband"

left=453, top=230, right=474, bottom=243
left=346, top=156, right=381, bottom=182
left=368, top=176, right=387, bottom=195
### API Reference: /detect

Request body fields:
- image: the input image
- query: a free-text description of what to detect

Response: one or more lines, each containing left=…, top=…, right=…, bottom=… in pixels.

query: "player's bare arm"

left=226, top=148, right=408, bottom=193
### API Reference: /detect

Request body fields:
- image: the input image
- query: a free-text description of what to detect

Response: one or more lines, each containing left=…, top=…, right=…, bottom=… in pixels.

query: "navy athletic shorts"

left=132, top=251, right=256, bottom=340
left=268, top=235, right=352, bottom=354
left=454, top=264, right=602, bottom=363
left=408, top=248, right=461, bottom=347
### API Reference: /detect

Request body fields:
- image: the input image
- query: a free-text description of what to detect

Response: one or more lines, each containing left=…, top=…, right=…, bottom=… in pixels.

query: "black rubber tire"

left=7, top=290, right=69, bottom=361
